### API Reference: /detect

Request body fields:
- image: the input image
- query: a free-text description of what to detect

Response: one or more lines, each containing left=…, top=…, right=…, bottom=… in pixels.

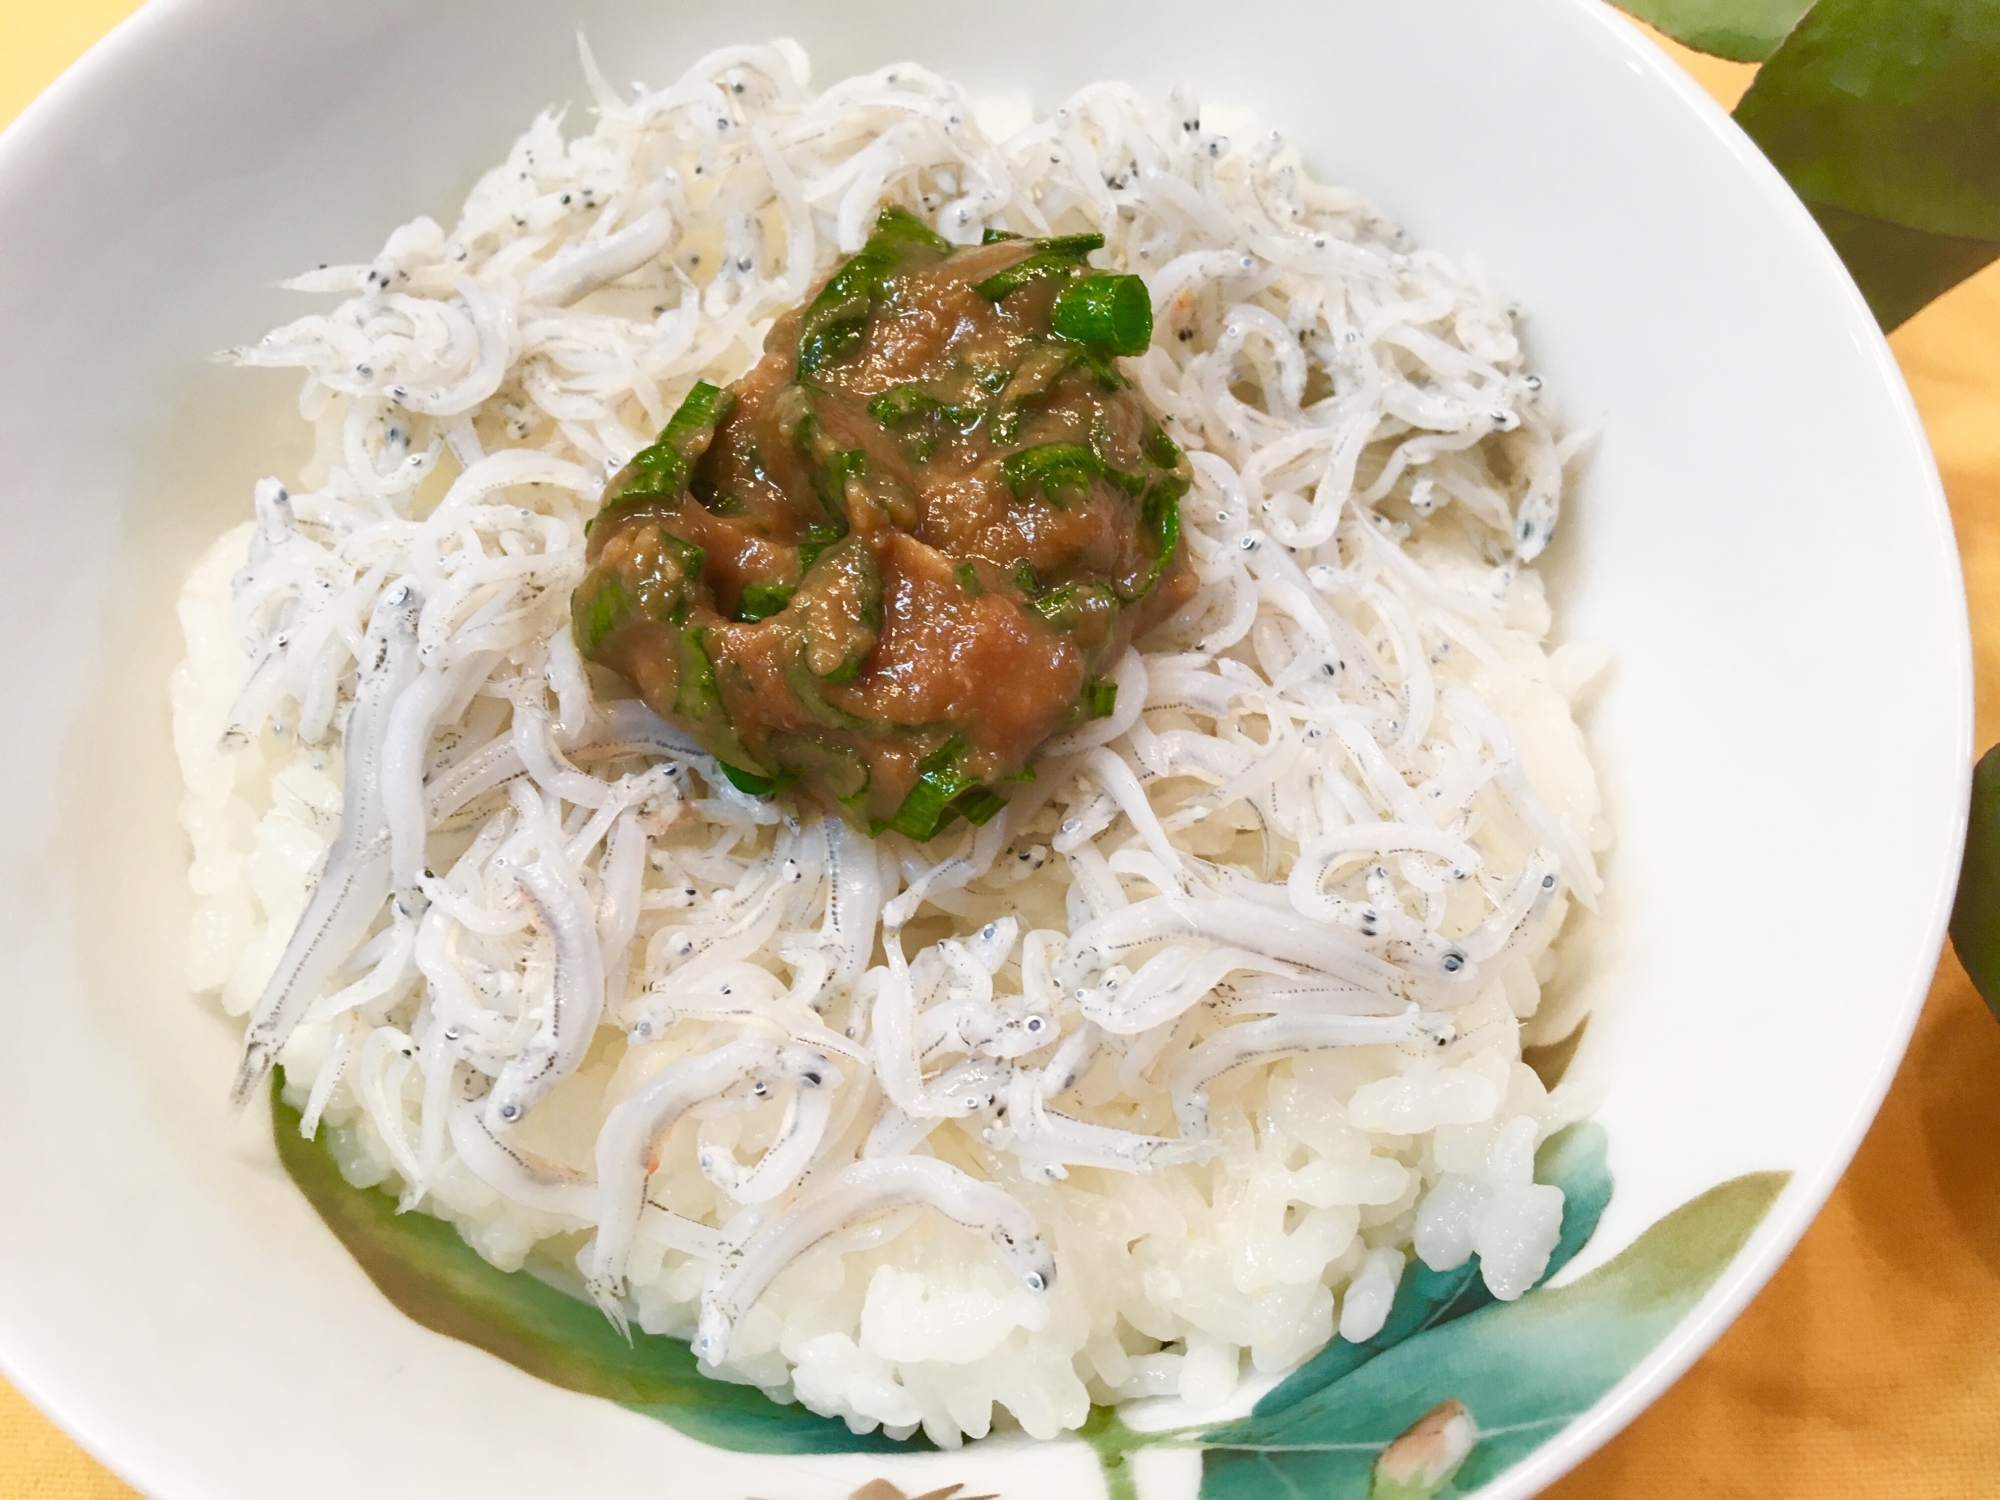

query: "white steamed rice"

left=170, top=40, right=1609, bottom=1447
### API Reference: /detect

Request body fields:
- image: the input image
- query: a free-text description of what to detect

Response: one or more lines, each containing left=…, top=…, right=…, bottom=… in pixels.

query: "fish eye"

left=1542, top=873, right=1558, bottom=889
left=804, top=1071, right=823, bottom=1086
left=498, top=1102, right=520, bottom=1121
left=1024, top=1271, right=1046, bottom=1292
left=1442, top=952, right=1465, bottom=972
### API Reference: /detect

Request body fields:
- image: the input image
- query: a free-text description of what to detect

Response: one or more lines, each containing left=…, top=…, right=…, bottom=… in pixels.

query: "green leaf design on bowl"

left=271, top=1066, right=1785, bottom=1490
left=1250, top=1121, right=1614, bottom=1416
left=270, top=1071, right=912, bottom=1454
left=1195, top=1169, right=1790, bottom=1500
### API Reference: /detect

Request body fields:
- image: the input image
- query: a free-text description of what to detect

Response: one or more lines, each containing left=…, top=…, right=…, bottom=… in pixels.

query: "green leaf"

left=1950, top=742, right=2000, bottom=1021
left=270, top=1073, right=907, bottom=1454
left=1614, top=0, right=1812, bottom=61
left=1197, top=1170, right=1789, bottom=1500
left=1800, top=199, right=2000, bottom=332
left=1730, top=0, right=2000, bottom=326
left=1735, top=0, right=2000, bottom=240
left=1249, top=1122, right=1613, bottom=1417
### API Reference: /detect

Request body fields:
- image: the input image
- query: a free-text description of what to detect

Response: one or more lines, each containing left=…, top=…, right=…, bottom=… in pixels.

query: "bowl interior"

left=0, top=1, right=1966, bottom=1496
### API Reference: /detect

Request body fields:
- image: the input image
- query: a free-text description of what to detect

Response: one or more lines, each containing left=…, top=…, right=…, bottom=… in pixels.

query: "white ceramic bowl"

left=0, top=1, right=1968, bottom=1496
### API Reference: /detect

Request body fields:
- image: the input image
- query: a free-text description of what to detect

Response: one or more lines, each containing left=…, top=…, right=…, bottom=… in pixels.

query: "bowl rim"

left=0, top=0, right=1972, bottom=1496
left=1503, top=6, right=1969, bottom=1494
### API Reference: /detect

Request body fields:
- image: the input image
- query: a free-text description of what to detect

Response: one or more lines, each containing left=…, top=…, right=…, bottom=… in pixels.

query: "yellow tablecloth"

left=4, top=9, right=1996, bottom=1497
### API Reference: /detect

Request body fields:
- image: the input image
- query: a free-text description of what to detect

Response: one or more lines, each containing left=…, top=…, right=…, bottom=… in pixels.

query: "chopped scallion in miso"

left=574, top=208, right=1193, bottom=835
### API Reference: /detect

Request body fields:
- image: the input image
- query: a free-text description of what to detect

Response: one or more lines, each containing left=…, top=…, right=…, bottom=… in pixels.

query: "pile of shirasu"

left=170, top=40, right=1609, bottom=1445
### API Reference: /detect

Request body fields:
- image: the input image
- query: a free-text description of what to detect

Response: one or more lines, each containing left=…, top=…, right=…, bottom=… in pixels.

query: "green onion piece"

left=974, top=253, right=1083, bottom=302
left=796, top=249, right=891, bottom=377
left=670, top=625, right=776, bottom=777
left=718, top=761, right=795, bottom=798
left=869, top=205, right=953, bottom=259
left=1143, top=423, right=1185, bottom=473
left=955, top=562, right=984, bottom=597
left=814, top=449, right=867, bottom=522
left=1051, top=274, right=1153, bottom=356
left=796, top=209, right=951, bottom=377
left=971, top=232, right=1102, bottom=300
left=1039, top=232, right=1105, bottom=257
left=782, top=650, right=874, bottom=732
left=1002, top=442, right=1098, bottom=502
left=868, top=386, right=940, bottom=427
left=794, top=534, right=882, bottom=681
left=1002, top=442, right=1146, bottom=505
left=953, top=786, right=1006, bottom=825
left=674, top=624, right=724, bottom=725
left=880, top=737, right=977, bottom=840
left=981, top=228, right=1025, bottom=244
left=885, top=784, right=962, bottom=839
left=971, top=231, right=1103, bottom=300
left=603, top=380, right=737, bottom=512
left=798, top=538, right=835, bottom=573
left=662, top=379, right=734, bottom=450
left=768, top=732, right=871, bottom=806
left=999, top=762, right=1037, bottom=785
left=574, top=576, right=634, bottom=653
left=1012, top=558, right=1043, bottom=595
left=1068, top=346, right=1128, bottom=391
left=735, top=581, right=796, bottom=622
left=610, top=455, right=685, bottom=506
left=1087, top=413, right=1113, bottom=464
left=1029, top=581, right=1118, bottom=631
left=1083, top=678, right=1119, bottom=718
left=572, top=530, right=704, bottom=653
left=1127, top=479, right=1185, bottom=600
left=690, top=474, right=747, bottom=516
left=791, top=406, right=823, bottom=457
